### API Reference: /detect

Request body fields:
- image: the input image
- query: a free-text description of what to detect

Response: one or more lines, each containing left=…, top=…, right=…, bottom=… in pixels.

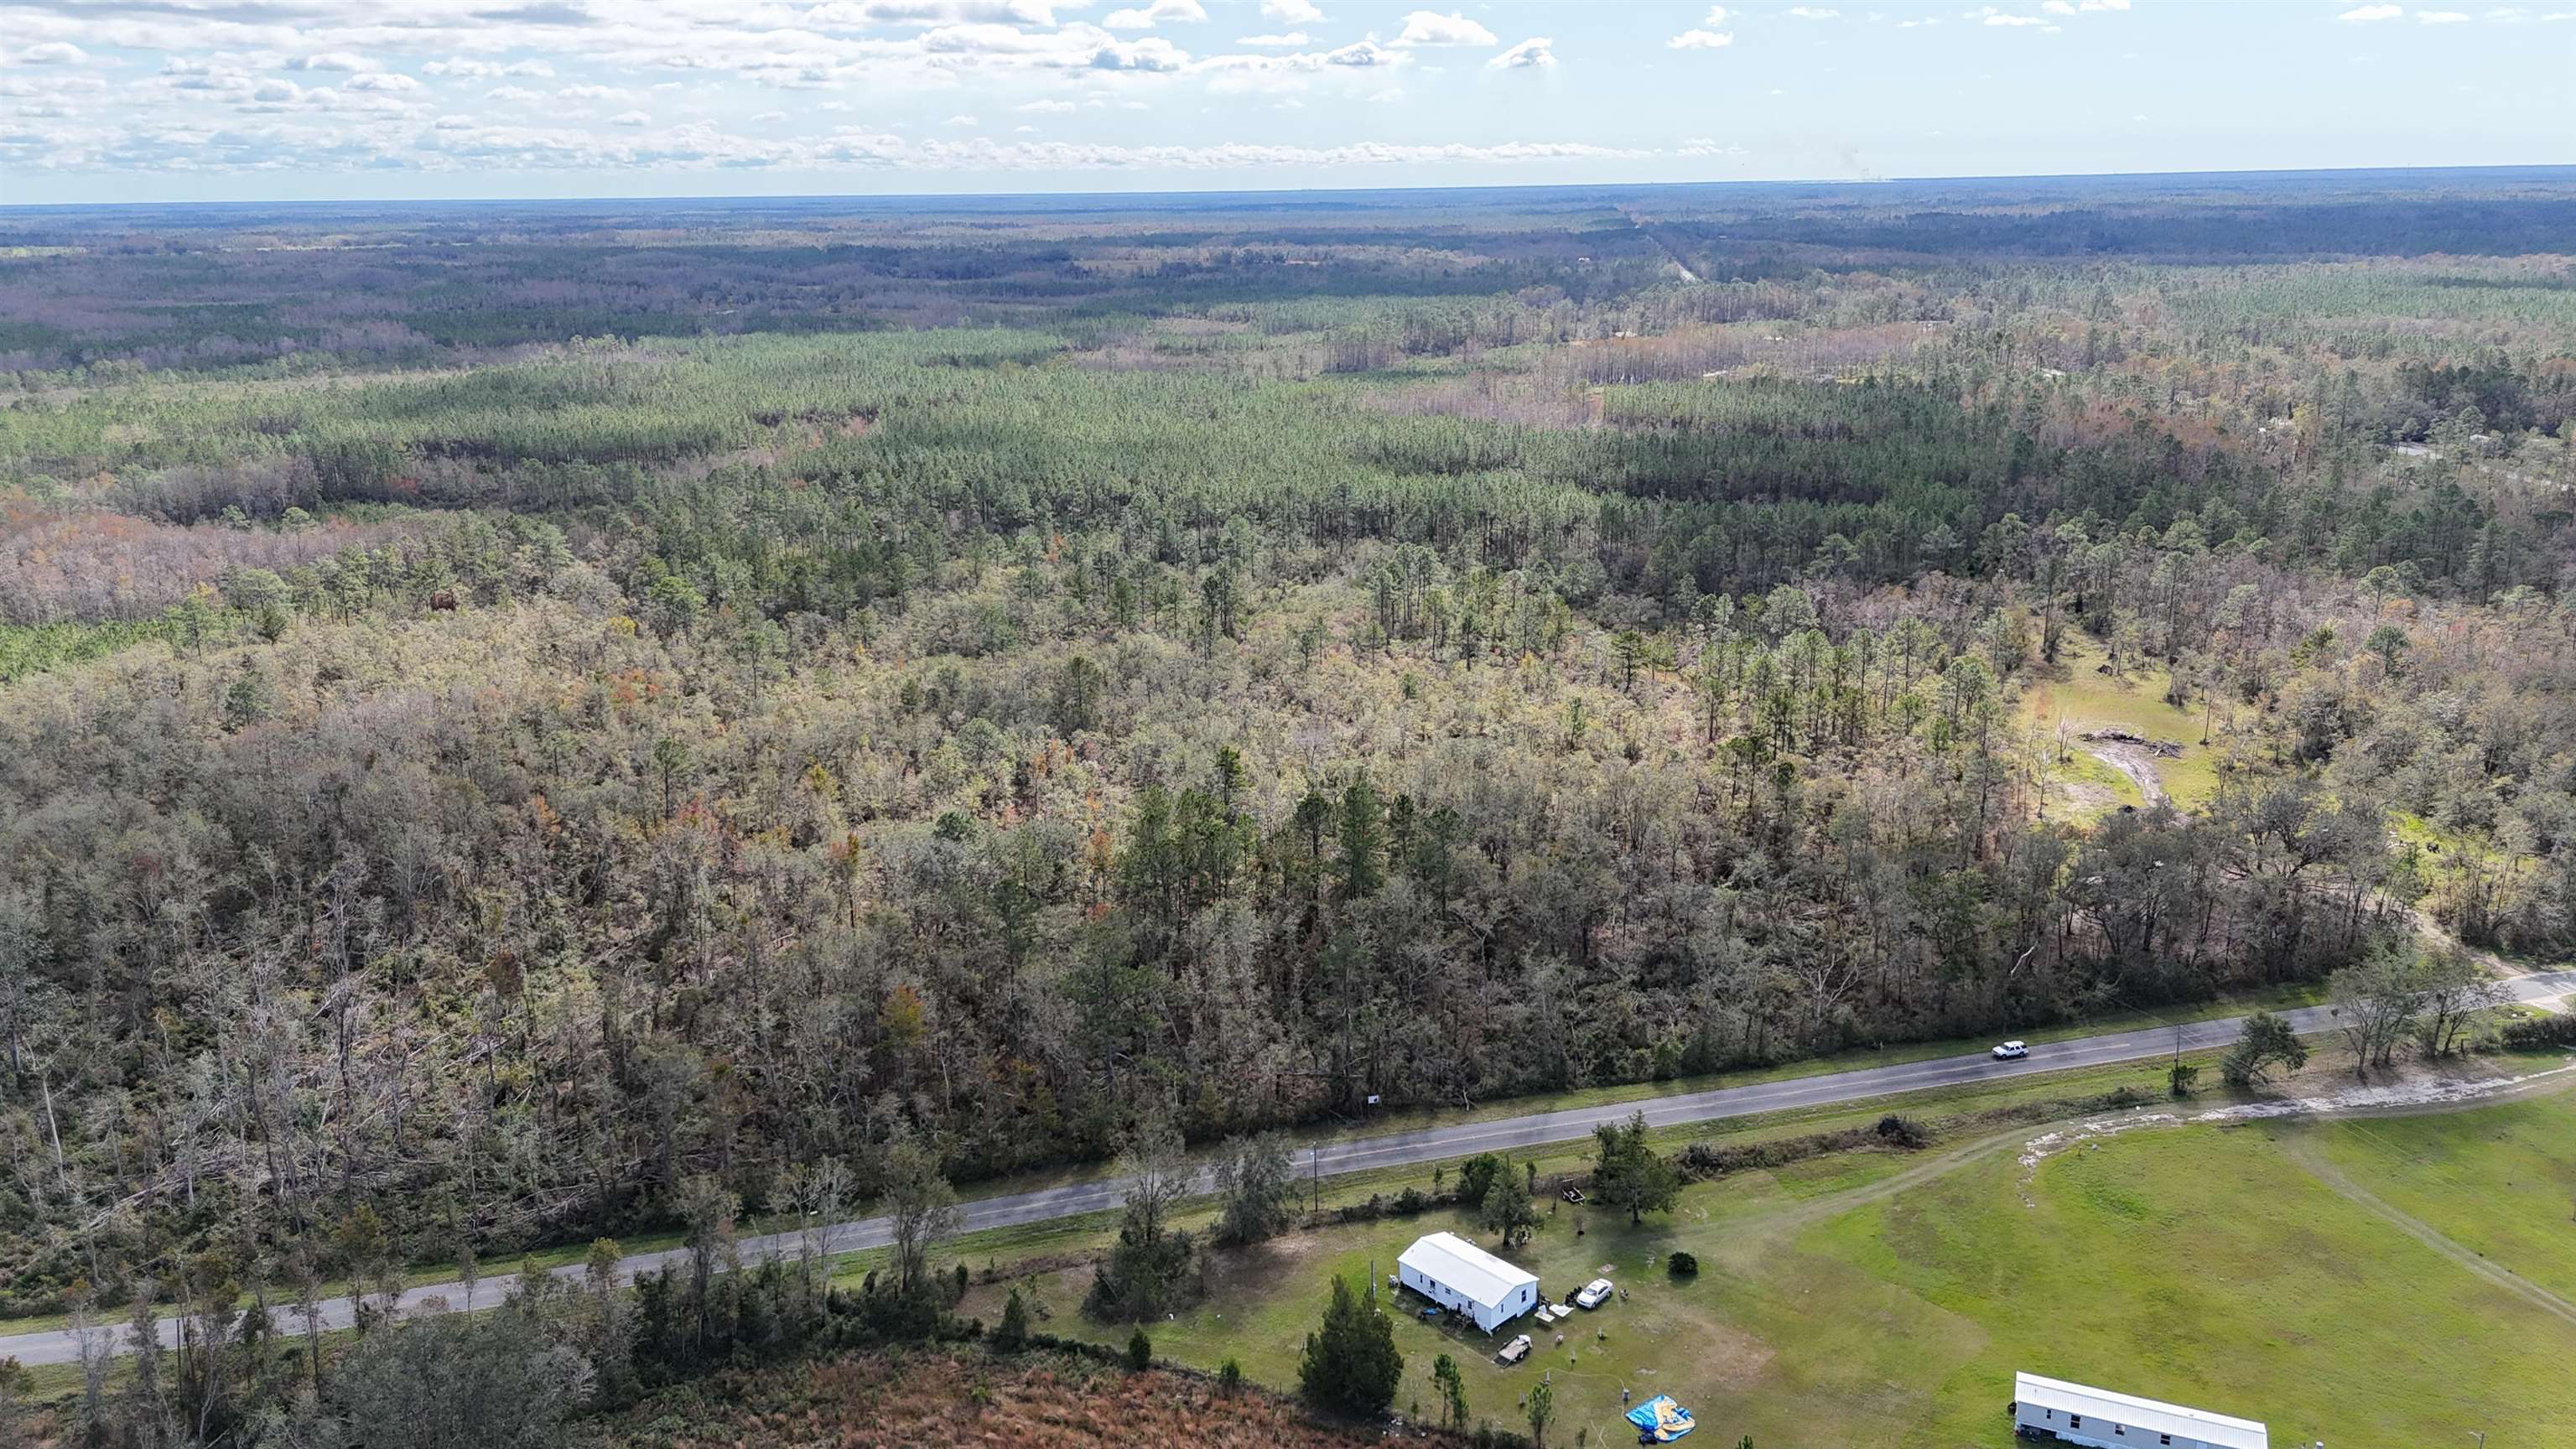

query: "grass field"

left=983, top=1072, right=2576, bottom=1447
left=2305, top=1094, right=2576, bottom=1306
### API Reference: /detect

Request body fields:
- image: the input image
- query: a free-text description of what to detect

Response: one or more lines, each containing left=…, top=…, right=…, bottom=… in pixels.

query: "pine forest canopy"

left=1, top=169, right=2573, bottom=1324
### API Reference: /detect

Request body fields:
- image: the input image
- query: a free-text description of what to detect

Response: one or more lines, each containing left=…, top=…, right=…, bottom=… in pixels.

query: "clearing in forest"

left=2023, top=631, right=2227, bottom=814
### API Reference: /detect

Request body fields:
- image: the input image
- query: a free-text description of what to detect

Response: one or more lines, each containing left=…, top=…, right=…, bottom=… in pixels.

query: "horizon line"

left=7, top=160, right=2574, bottom=216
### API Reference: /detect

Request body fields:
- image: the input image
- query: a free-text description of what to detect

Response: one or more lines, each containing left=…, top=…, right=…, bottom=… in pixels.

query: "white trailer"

left=1395, top=1232, right=1540, bottom=1333
left=2012, top=1372, right=2268, bottom=1449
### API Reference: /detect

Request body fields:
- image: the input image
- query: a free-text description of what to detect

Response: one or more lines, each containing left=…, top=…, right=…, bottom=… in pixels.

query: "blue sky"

left=1, top=2, right=2569, bottom=205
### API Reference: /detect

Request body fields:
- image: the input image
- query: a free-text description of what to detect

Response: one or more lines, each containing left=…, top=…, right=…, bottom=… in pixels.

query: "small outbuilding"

left=1395, top=1232, right=1540, bottom=1333
left=2012, top=1373, right=2267, bottom=1449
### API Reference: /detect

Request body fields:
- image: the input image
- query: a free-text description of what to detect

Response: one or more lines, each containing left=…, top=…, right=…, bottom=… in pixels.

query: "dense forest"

left=3, top=172, right=2573, bottom=1363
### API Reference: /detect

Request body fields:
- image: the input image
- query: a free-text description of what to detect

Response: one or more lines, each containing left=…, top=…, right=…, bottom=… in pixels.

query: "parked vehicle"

left=1992, top=1040, right=2029, bottom=1060
left=1561, top=1187, right=1586, bottom=1203
left=1576, top=1279, right=1616, bottom=1309
left=1496, top=1334, right=1534, bottom=1365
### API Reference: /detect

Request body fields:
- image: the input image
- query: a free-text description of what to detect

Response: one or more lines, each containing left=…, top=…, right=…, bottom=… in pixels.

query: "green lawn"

left=986, top=1085, right=2576, bottom=1447
left=2305, top=1095, right=2576, bottom=1305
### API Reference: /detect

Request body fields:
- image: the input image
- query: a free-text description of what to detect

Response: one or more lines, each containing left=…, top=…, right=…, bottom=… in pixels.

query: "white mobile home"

left=1395, top=1232, right=1540, bottom=1333
left=2012, top=1373, right=2268, bottom=1449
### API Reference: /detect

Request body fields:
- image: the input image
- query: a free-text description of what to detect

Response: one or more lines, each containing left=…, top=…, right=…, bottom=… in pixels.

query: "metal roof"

left=2016, top=1373, right=2269, bottom=1449
left=1397, top=1232, right=1539, bottom=1310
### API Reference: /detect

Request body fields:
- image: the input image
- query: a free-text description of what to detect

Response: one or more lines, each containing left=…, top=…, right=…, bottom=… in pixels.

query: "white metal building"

left=1395, top=1232, right=1540, bottom=1333
left=2012, top=1373, right=2268, bottom=1449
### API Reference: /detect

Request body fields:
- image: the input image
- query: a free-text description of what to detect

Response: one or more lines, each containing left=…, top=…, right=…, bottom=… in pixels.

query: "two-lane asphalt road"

left=8, top=969, right=2568, bottom=1368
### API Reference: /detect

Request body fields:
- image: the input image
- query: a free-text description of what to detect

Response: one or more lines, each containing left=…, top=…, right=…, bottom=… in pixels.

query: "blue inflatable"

left=1624, top=1394, right=1696, bottom=1441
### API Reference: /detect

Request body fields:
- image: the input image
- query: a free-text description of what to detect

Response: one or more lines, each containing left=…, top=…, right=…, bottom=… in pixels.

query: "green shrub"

left=2501, top=1012, right=2576, bottom=1050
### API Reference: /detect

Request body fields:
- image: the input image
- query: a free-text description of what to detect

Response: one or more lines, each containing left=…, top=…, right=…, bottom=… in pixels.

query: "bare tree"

left=2330, top=945, right=2423, bottom=1074
left=880, top=1135, right=959, bottom=1297
left=1115, top=1115, right=1192, bottom=1250
left=674, top=1175, right=738, bottom=1354
left=782, top=1156, right=853, bottom=1310
left=2413, top=949, right=2507, bottom=1057
left=1211, top=1133, right=1296, bottom=1247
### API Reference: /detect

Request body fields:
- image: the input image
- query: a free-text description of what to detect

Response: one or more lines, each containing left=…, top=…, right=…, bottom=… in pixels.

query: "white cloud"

left=1786, top=6, right=1841, bottom=16
left=1104, top=0, right=1208, bottom=29
left=944, top=112, right=979, bottom=124
left=1701, top=5, right=1732, bottom=20
left=291, top=53, right=373, bottom=72
left=1016, top=97, right=1077, bottom=111
left=610, top=109, right=652, bottom=126
left=1488, top=36, right=1555, bottom=68
left=1394, top=10, right=1498, bottom=46
left=1983, top=12, right=2050, bottom=24
left=1196, top=37, right=1403, bottom=88
left=2417, top=8, right=2470, bottom=17
left=1262, top=0, right=1326, bottom=21
left=1235, top=31, right=1309, bottom=45
left=486, top=86, right=543, bottom=103
left=560, top=84, right=619, bottom=101
left=19, top=42, right=88, bottom=65
left=1678, top=136, right=1744, bottom=157
left=424, top=58, right=556, bottom=79
left=2337, top=3, right=2403, bottom=18
left=1088, top=37, right=1189, bottom=69
left=343, top=71, right=419, bottom=92
left=818, top=1, right=1068, bottom=23
left=1667, top=29, right=1735, bottom=48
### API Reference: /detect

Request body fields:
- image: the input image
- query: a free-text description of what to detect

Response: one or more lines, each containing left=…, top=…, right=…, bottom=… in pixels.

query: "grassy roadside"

left=925, top=977, right=2340, bottom=1206
left=834, top=1052, right=2218, bottom=1292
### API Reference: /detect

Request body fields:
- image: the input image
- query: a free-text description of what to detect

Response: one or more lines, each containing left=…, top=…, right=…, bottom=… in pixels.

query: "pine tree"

left=1479, top=1176, right=1537, bottom=1247
left=1431, top=1353, right=1469, bottom=1429
left=1590, top=1111, right=1681, bottom=1225
left=995, top=1289, right=1031, bottom=1351
left=1336, top=778, right=1385, bottom=901
left=1299, top=1276, right=1403, bottom=1416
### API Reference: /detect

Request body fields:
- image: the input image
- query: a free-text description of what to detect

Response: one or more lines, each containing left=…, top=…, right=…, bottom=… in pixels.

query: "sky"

left=0, top=1, right=2570, bottom=206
